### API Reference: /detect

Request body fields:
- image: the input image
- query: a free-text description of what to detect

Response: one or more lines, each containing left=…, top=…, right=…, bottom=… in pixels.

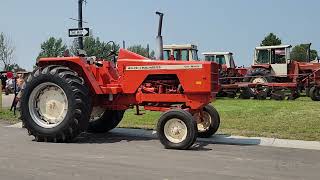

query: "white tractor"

left=243, top=44, right=320, bottom=100
left=202, top=52, right=236, bottom=69
left=251, top=45, right=292, bottom=77
left=163, top=44, right=199, bottom=61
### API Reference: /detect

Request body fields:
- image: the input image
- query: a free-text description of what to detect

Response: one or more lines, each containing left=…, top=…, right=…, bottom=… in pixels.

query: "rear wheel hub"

left=164, top=118, right=187, bottom=143
left=29, top=82, right=68, bottom=128
left=251, top=76, right=268, bottom=93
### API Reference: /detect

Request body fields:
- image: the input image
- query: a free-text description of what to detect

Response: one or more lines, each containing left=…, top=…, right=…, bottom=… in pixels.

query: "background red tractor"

left=20, top=12, right=221, bottom=150
left=243, top=44, right=320, bottom=100
left=202, top=52, right=247, bottom=97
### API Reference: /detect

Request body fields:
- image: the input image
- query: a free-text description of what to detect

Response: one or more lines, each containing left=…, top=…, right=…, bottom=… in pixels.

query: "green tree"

left=71, top=37, right=119, bottom=60
left=0, top=32, right=15, bottom=71
left=127, top=45, right=155, bottom=58
left=7, top=63, right=26, bottom=72
left=290, top=44, right=318, bottom=62
left=38, top=37, right=67, bottom=59
left=260, top=33, right=282, bottom=46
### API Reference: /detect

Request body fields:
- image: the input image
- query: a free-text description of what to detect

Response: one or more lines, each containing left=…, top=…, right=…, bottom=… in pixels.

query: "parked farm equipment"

left=201, top=45, right=320, bottom=101
left=20, top=12, right=221, bottom=150
left=239, top=44, right=320, bottom=100
left=202, top=52, right=247, bottom=97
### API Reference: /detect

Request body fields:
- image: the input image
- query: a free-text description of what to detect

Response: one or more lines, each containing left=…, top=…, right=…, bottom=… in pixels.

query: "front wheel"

left=194, top=104, right=220, bottom=138
left=157, top=109, right=197, bottom=150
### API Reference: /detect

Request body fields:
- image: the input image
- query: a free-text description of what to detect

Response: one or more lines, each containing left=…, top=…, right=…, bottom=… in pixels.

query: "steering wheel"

left=105, top=41, right=117, bottom=63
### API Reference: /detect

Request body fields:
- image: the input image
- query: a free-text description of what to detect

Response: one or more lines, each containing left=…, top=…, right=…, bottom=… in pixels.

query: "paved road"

left=0, top=125, right=319, bottom=180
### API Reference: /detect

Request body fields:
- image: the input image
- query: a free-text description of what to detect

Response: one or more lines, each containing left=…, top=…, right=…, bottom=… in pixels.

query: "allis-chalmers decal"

left=126, top=64, right=203, bottom=71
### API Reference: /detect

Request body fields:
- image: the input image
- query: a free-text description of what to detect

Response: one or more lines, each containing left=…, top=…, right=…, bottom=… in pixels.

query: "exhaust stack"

left=155, top=11, right=164, bottom=60
left=306, top=43, right=312, bottom=62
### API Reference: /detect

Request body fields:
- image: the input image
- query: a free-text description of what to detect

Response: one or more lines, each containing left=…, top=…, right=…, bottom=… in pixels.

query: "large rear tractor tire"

left=243, top=68, right=273, bottom=98
left=87, top=109, right=125, bottom=133
left=194, top=104, right=220, bottom=138
left=310, top=86, right=320, bottom=101
left=21, top=66, right=91, bottom=142
left=157, top=109, right=197, bottom=150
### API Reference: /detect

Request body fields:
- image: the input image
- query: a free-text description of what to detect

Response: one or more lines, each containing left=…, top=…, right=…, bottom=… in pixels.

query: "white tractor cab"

left=163, top=44, right=199, bottom=61
left=202, top=52, right=236, bottom=69
left=253, top=45, right=292, bottom=76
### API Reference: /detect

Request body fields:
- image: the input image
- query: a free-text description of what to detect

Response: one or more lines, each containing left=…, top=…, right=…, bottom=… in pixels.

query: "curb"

left=6, top=122, right=320, bottom=151
left=6, top=122, right=23, bottom=128
left=112, top=128, right=320, bottom=151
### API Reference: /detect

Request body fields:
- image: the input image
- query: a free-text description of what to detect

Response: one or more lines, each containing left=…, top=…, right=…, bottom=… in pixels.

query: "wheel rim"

left=164, top=118, right=188, bottom=143
left=28, top=82, right=68, bottom=128
left=251, top=77, right=267, bottom=84
left=250, top=76, right=268, bottom=92
left=194, top=111, right=211, bottom=132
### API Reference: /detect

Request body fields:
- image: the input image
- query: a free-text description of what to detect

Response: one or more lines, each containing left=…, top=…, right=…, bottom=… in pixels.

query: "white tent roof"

left=163, top=44, right=197, bottom=50
left=202, top=52, right=233, bottom=56
left=255, top=45, right=292, bottom=50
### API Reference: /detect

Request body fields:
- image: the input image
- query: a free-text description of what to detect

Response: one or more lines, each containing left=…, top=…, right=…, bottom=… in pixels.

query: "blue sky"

left=0, top=0, right=319, bottom=70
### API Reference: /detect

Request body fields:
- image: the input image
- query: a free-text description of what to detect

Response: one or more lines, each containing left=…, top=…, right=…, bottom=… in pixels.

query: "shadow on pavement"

left=73, top=132, right=155, bottom=144
left=71, top=129, right=261, bottom=151
left=200, top=134, right=262, bottom=146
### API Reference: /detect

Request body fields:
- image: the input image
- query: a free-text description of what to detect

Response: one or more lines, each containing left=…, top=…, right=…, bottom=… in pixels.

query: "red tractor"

left=242, top=44, right=320, bottom=100
left=20, top=12, right=220, bottom=150
left=202, top=52, right=248, bottom=97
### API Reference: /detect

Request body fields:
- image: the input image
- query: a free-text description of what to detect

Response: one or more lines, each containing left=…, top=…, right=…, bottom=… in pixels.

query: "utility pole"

left=78, top=0, right=84, bottom=49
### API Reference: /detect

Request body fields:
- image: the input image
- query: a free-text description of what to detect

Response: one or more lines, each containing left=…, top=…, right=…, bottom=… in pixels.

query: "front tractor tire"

left=87, top=109, right=125, bottom=133
left=194, top=104, right=220, bottom=138
left=157, top=109, right=197, bottom=150
left=21, top=66, right=91, bottom=142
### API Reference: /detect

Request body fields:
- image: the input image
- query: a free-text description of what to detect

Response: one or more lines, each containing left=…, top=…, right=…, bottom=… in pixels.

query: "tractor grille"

left=211, top=62, right=220, bottom=94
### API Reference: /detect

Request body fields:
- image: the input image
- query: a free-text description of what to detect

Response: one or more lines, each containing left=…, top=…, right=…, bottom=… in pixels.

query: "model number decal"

left=126, top=64, right=203, bottom=71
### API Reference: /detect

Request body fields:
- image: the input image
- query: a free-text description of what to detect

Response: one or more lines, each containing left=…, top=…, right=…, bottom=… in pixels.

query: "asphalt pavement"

left=0, top=124, right=319, bottom=180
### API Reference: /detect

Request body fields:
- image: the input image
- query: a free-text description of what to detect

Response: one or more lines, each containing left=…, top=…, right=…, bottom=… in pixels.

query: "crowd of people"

left=1, top=71, right=25, bottom=95
left=1, top=71, right=27, bottom=114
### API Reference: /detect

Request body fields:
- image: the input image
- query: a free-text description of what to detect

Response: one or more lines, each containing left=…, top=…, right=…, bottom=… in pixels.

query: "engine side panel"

left=117, top=59, right=216, bottom=95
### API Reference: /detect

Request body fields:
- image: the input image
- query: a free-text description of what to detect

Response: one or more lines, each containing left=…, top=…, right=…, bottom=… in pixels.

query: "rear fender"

left=251, top=64, right=271, bottom=69
left=38, top=57, right=103, bottom=95
left=235, top=68, right=248, bottom=76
